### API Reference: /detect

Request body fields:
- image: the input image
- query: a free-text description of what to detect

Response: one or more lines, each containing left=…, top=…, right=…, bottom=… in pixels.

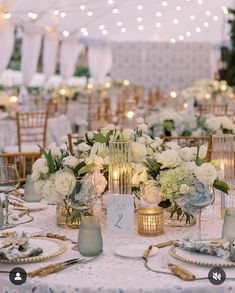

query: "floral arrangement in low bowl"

left=198, top=115, right=235, bottom=135
left=142, top=142, right=229, bottom=224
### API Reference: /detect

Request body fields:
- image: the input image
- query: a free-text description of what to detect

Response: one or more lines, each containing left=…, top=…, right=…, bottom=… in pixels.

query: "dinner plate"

left=0, top=237, right=67, bottom=264
left=169, top=247, right=235, bottom=267
left=114, top=244, right=159, bottom=258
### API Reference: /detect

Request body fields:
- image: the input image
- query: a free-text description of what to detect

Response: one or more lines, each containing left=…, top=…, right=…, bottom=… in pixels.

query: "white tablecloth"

left=1, top=198, right=235, bottom=293
left=0, top=115, right=72, bottom=151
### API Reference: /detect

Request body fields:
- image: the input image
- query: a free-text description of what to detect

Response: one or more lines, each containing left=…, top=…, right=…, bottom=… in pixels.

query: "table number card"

left=107, top=195, right=134, bottom=235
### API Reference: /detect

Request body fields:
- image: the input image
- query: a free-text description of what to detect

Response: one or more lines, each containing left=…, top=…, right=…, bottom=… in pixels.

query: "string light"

left=162, top=1, right=168, bottom=7
left=4, top=12, right=11, bottom=19
left=178, top=35, right=184, bottom=40
left=170, top=91, right=177, bottom=98
left=222, top=6, right=228, bottom=15
left=108, top=0, right=114, bottom=4
left=190, top=15, right=196, bottom=20
left=99, top=25, right=105, bottom=30
left=112, top=8, right=119, bottom=14
left=176, top=6, right=182, bottom=11
left=173, top=19, right=179, bottom=24
left=155, top=22, right=161, bottom=28
left=156, top=11, right=162, bottom=17
left=213, top=15, right=219, bottom=21
left=137, top=4, right=143, bottom=10
left=28, top=12, right=38, bottom=20
left=116, top=21, right=122, bottom=26
left=205, top=10, right=211, bottom=16
left=123, top=80, right=130, bottom=86
left=63, top=30, right=70, bottom=37
left=87, top=11, right=93, bottom=16
left=197, top=0, right=203, bottom=4
left=80, top=4, right=86, bottom=10
left=195, top=27, right=201, bottom=32
left=138, top=25, right=144, bottom=31
left=121, top=27, right=126, bottom=32
left=53, top=9, right=59, bottom=15
left=186, top=31, right=192, bottom=37
left=60, top=12, right=66, bottom=17
left=203, top=22, right=209, bottom=27
left=102, top=29, right=108, bottom=35
left=170, top=38, right=176, bottom=43
left=136, top=17, right=142, bottom=22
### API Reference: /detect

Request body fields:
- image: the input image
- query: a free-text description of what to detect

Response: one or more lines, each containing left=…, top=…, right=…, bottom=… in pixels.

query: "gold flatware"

left=143, top=240, right=173, bottom=258
left=28, top=254, right=101, bottom=278
left=34, top=233, right=77, bottom=244
left=168, top=263, right=196, bottom=281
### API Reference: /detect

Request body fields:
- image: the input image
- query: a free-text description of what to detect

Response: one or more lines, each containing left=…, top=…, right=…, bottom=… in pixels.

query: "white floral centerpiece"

left=146, top=110, right=198, bottom=137
left=199, top=115, right=235, bottom=135
left=143, top=142, right=229, bottom=223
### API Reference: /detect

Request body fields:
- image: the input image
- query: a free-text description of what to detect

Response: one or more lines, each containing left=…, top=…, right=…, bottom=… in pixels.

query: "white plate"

left=0, top=226, right=42, bottom=236
left=0, top=237, right=67, bottom=264
left=13, top=202, right=47, bottom=211
left=114, top=244, right=159, bottom=258
left=169, top=247, right=235, bottom=267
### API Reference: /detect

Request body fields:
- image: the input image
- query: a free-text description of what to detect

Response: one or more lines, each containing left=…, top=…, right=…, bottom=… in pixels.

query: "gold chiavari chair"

left=67, top=133, right=82, bottom=155
left=0, top=152, right=41, bottom=184
left=47, top=98, right=69, bottom=117
left=16, top=111, right=48, bottom=152
left=198, top=103, right=228, bottom=116
left=4, top=111, right=48, bottom=153
left=161, top=135, right=212, bottom=161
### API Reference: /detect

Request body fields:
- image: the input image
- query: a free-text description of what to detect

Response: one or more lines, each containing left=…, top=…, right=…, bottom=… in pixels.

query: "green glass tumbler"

left=77, top=216, right=103, bottom=257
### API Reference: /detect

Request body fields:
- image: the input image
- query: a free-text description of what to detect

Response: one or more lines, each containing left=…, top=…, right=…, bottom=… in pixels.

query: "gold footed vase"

left=56, top=201, right=93, bottom=229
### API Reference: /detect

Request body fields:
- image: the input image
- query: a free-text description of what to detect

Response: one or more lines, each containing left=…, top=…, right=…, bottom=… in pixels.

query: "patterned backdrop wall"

left=111, top=42, right=211, bottom=90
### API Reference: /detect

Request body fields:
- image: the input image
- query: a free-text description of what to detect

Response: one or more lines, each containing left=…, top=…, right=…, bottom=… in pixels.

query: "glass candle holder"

left=212, top=134, right=235, bottom=213
left=109, top=140, right=132, bottom=195
left=24, top=176, right=42, bottom=202
left=77, top=216, right=103, bottom=257
left=137, top=207, right=164, bottom=237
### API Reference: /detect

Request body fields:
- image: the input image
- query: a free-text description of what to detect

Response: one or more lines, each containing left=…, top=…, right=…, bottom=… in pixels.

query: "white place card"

left=107, top=194, right=134, bottom=235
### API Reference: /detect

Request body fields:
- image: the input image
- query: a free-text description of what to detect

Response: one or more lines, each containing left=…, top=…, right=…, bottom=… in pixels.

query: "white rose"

left=142, top=182, right=161, bottom=204
left=90, top=171, right=107, bottom=195
left=132, top=142, right=147, bottom=161
left=150, top=138, right=163, bottom=149
left=181, top=161, right=197, bottom=172
left=156, top=150, right=181, bottom=169
left=198, top=145, right=208, bottom=159
left=63, top=156, right=79, bottom=168
left=93, top=156, right=104, bottom=166
left=180, top=184, right=189, bottom=195
left=132, top=173, right=140, bottom=186
left=143, top=134, right=153, bottom=145
left=86, top=131, right=94, bottom=141
left=137, top=137, right=146, bottom=144
left=32, top=158, right=49, bottom=180
left=101, top=124, right=116, bottom=135
left=85, top=158, right=93, bottom=165
left=122, top=128, right=134, bottom=140
left=139, top=171, right=148, bottom=183
left=137, top=123, right=148, bottom=133
left=133, top=163, right=145, bottom=173
left=179, top=147, right=193, bottom=161
left=194, top=163, right=217, bottom=186
left=165, top=141, right=180, bottom=151
left=90, top=142, right=108, bottom=158
left=77, top=142, right=91, bottom=152
left=54, top=171, right=76, bottom=197
left=136, top=117, right=144, bottom=124
left=48, top=143, right=61, bottom=157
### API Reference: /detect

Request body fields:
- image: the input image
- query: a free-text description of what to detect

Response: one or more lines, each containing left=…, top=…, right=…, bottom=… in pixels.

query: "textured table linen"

left=1, top=200, right=235, bottom=293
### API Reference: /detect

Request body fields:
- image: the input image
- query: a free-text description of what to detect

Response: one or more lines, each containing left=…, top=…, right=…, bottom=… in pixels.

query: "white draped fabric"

left=43, top=32, right=59, bottom=82
left=60, top=37, right=83, bottom=80
left=0, top=19, right=14, bottom=76
left=21, top=25, right=42, bottom=86
left=88, top=46, right=112, bottom=82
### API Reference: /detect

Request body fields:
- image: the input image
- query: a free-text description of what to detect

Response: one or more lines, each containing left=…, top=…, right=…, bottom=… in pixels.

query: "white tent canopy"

left=3, top=0, right=233, bottom=44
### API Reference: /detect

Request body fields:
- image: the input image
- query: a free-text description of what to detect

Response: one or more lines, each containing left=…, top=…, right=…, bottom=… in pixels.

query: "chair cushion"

left=4, top=144, right=39, bottom=153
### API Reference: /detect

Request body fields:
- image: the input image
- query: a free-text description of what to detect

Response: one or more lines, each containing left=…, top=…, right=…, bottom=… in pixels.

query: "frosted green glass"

left=77, top=216, right=103, bottom=257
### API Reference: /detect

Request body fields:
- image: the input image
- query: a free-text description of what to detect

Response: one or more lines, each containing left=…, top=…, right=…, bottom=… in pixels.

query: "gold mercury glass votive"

left=137, top=207, right=164, bottom=237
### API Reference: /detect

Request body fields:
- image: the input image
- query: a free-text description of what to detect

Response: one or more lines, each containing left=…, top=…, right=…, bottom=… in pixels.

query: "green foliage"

left=213, top=179, right=230, bottom=194
left=39, top=146, right=55, bottom=174
left=163, top=120, right=174, bottom=136
left=181, top=130, right=192, bottom=137
left=144, top=158, right=161, bottom=178
left=74, top=66, right=91, bottom=78
left=93, top=133, right=108, bottom=143
left=158, top=199, right=171, bottom=209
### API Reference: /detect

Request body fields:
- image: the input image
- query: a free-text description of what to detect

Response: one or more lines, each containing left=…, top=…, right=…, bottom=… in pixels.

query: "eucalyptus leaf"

left=94, top=133, right=107, bottom=143
left=213, top=179, right=230, bottom=194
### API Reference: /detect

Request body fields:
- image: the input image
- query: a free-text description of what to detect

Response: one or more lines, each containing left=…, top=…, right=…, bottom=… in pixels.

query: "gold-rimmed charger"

left=169, top=247, right=235, bottom=267
left=0, top=237, right=67, bottom=264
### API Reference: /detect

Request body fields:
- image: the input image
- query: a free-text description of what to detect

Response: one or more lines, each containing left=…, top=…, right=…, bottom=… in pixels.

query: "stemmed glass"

left=187, top=186, right=215, bottom=240
left=0, top=165, right=19, bottom=229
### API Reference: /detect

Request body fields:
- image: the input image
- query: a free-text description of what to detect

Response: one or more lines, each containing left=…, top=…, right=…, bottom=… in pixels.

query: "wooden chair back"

left=0, top=152, right=41, bottom=184
left=16, top=111, right=48, bottom=152
left=47, top=98, right=69, bottom=117
left=67, top=133, right=82, bottom=155
left=198, top=103, right=228, bottom=116
left=161, top=135, right=212, bottom=161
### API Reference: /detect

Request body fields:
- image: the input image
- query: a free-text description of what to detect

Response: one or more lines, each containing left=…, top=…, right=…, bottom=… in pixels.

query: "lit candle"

left=113, top=170, right=119, bottom=194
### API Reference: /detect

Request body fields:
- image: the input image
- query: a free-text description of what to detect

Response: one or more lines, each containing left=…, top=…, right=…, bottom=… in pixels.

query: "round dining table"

left=0, top=197, right=235, bottom=293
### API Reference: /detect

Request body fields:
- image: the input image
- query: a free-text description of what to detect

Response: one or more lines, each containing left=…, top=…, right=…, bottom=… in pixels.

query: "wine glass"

left=0, top=165, right=19, bottom=228
left=187, top=185, right=215, bottom=240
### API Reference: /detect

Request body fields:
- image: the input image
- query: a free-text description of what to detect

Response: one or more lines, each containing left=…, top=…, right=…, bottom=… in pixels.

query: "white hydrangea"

left=205, top=117, right=221, bottom=132
left=90, top=142, right=109, bottom=158
left=31, top=158, right=49, bottom=180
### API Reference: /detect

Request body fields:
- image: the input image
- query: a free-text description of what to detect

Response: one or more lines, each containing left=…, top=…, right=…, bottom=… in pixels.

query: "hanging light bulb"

left=63, top=30, right=70, bottom=37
